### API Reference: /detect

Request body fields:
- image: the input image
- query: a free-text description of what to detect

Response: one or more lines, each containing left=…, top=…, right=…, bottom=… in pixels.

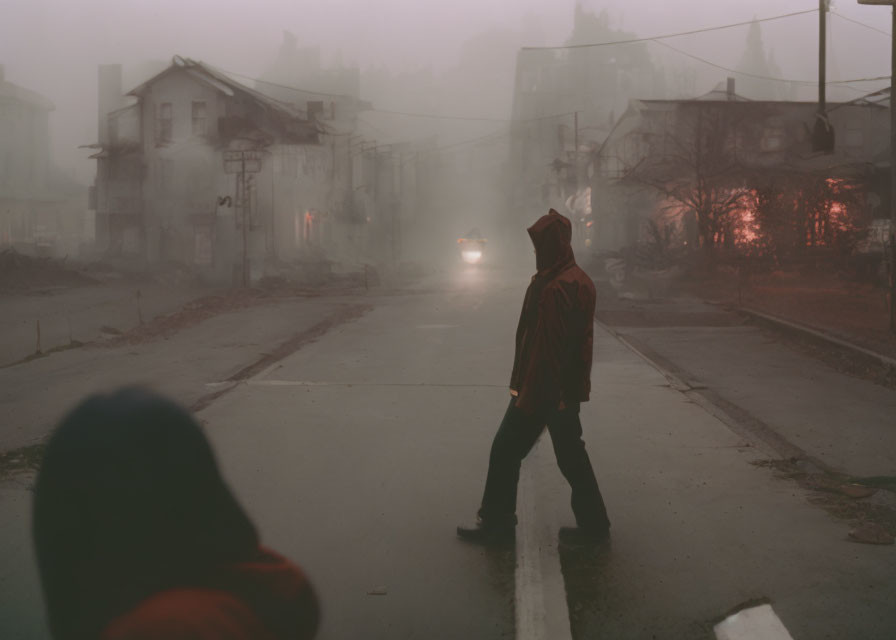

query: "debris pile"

left=0, top=248, right=95, bottom=293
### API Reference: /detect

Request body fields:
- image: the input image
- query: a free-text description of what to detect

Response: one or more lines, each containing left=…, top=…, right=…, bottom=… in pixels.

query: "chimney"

left=98, top=64, right=123, bottom=145
left=726, top=77, right=735, bottom=100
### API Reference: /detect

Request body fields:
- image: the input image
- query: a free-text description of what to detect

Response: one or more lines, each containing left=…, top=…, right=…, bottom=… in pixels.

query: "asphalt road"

left=2, top=265, right=895, bottom=639
left=198, top=265, right=896, bottom=639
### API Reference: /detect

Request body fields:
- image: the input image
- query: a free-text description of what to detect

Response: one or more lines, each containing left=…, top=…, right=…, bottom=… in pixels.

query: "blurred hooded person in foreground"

left=457, top=209, right=610, bottom=546
left=32, top=387, right=320, bottom=640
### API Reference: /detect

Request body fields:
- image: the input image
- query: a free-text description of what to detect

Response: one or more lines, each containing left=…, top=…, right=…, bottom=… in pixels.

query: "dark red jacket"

left=101, top=547, right=319, bottom=640
left=510, top=210, right=595, bottom=414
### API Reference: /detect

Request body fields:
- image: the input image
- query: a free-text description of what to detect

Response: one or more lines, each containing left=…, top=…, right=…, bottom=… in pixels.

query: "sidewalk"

left=0, top=293, right=365, bottom=452
left=0, top=282, right=210, bottom=367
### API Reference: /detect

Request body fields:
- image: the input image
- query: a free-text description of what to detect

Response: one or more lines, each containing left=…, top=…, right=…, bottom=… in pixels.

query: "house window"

left=192, top=101, right=207, bottom=136
left=157, top=102, right=173, bottom=142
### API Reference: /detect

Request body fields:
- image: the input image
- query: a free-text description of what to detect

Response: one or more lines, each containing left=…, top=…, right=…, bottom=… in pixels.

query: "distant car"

left=458, top=228, right=487, bottom=265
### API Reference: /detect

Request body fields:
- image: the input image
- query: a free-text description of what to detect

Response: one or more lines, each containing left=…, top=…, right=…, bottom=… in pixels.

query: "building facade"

left=1, top=66, right=85, bottom=256
left=593, top=82, right=890, bottom=252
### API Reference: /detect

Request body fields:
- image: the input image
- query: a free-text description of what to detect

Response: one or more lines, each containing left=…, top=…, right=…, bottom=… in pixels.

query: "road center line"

left=238, top=380, right=507, bottom=388
left=515, top=442, right=573, bottom=640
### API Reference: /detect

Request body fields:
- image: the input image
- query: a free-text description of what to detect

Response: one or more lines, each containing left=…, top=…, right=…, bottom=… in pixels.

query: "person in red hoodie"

left=457, top=209, right=611, bottom=546
left=32, top=387, right=320, bottom=639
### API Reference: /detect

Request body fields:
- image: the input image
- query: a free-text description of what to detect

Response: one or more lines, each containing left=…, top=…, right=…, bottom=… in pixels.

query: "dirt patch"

left=0, top=248, right=95, bottom=293
left=0, top=443, right=45, bottom=480
left=752, top=458, right=896, bottom=545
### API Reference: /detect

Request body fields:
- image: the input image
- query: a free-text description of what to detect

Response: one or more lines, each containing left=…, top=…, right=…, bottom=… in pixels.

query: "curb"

left=594, top=317, right=835, bottom=474
left=733, top=307, right=896, bottom=371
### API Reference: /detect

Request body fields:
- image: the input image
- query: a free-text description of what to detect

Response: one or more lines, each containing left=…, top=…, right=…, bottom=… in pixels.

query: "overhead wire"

left=207, top=10, right=888, bottom=132
left=831, top=10, right=892, bottom=38
left=210, top=63, right=513, bottom=123
left=650, top=39, right=888, bottom=94
left=521, top=8, right=818, bottom=51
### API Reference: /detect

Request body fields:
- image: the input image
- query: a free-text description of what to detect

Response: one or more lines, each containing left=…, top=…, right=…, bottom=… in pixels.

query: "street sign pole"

left=223, top=149, right=264, bottom=287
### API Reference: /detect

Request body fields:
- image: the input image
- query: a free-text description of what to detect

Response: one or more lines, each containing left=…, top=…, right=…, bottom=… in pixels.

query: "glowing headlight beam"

left=461, top=249, right=483, bottom=264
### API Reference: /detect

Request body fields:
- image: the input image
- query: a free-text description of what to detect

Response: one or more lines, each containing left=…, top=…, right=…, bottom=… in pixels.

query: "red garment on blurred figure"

left=102, top=547, right=318, bottom=640
left=509, top=209, right=595, bottom=414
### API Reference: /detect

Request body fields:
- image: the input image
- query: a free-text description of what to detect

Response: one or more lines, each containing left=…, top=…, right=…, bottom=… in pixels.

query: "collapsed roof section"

left=127, top=55, right=322, bottom=145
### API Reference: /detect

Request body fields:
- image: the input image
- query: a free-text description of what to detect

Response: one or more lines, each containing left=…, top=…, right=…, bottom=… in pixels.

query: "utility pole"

left=573, top=111, right=580, bottom=190
left=224, top=149, right=263, bottom=287
left=814, top=0, right=834, bottom=152
left=819, top=0, right=826, bottom=112
left=858, top=0, right=896, bottom=332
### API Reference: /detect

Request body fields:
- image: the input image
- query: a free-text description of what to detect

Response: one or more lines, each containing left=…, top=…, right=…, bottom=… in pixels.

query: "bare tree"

left=628, top=106, right=750, bottom=267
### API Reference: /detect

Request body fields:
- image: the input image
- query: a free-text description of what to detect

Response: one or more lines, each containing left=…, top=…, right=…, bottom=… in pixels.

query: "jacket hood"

left=528, top=209, right=575, bottom=274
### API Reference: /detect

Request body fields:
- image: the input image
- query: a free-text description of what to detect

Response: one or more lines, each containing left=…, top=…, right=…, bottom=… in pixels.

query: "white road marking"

left=515, top=442, right=573, bottom=640
left=714, top=603, right=795, bottom=640
left=415, top=324, right=460, bottom=329
left=243, top=379, right=506, bottom=388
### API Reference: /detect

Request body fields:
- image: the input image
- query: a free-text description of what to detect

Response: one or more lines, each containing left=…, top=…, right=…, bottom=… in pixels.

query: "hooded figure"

left=32, top=388, right=319, bottom=640
left=457, top=209, right=610, bottom=546
left=510, top=209, right=594, bottom=414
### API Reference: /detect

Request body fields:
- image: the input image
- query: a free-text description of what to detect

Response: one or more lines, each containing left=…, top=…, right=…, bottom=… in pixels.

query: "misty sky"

left=0, top=0, right=890, bottom=183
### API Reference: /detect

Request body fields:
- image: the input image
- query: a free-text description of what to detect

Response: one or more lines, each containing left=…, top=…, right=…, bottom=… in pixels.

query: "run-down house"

left=88, top=56, right=385, bottom=283
left=593, top=81, right=890, bottom=254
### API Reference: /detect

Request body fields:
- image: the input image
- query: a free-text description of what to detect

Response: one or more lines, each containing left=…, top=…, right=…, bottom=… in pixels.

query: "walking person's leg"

left=546, top=403, right=610, bottom=540
left=458, top=397, right=545, bottom=543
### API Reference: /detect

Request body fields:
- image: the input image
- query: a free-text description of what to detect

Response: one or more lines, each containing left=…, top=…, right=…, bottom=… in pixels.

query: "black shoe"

left=558, top=525, right=610, bottom=547
left=456, top=521, right=515, bottom=546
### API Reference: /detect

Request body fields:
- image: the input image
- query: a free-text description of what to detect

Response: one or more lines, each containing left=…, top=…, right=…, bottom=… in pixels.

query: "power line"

left=827, top=85, right=891, bottom=113
left=522, top=8, right=818, bottom=51
left=651, top=39, right=889, bottom=93
left=211, top=63, right=515, bottom=123
left=216, top=62, right=585, bottom=124
left=831, top=11, right=892, bottom=38
left=212, top=65, right=353, bottom=99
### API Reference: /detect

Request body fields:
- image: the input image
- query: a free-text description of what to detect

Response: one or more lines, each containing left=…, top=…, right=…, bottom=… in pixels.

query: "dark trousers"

left=478, top=398, right=610, bottom=531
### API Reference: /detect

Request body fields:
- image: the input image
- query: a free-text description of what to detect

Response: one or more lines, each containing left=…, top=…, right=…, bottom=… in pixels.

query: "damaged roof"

left=127, top=56, right=320, bottom=132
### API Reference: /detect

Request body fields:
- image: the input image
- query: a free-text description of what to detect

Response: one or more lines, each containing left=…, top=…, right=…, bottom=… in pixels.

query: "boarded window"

left=158, top=102, right=173, bottom=142
left=192, top=101, right=207, bottom=136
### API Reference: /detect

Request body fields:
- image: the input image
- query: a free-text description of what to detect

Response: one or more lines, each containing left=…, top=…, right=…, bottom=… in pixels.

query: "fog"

left=0, top=0, right=892, bottom=272
left=3, top=3, right=896, bottom=638
left=1, top=0, right=890, bottom=184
